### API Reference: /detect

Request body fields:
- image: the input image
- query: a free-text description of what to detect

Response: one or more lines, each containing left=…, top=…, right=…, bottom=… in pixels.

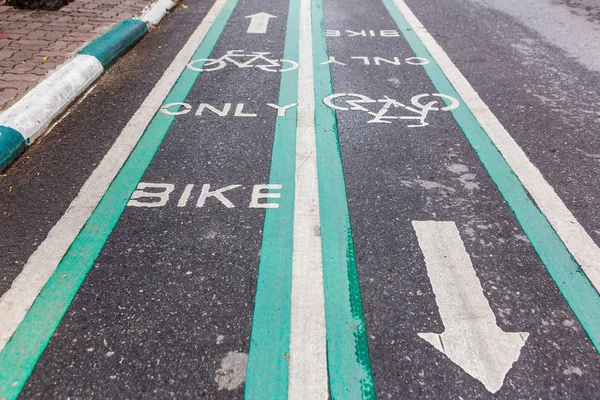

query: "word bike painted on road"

left=127, top=183, right=283, bottom=209
left=187, top=50, right=299, bottom=73
left=326, top=29, right=401, bottom=37
left=324, top=93, right=460, bottom=127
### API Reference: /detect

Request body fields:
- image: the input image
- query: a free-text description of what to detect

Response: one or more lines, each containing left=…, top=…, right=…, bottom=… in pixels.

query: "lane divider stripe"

left=0, top=0, right=237, bottom=397
left=288, top=0, right=329, bottom=396
left=244, top=0, right=301, bottom=397
left=383, top=0, right=600, bottom=352
left=311, top=0, right=376, bottom=397
left=246, top=0, right=376, bottom=397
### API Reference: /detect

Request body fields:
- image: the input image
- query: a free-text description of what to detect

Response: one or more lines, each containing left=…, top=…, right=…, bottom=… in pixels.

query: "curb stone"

left=0, top=0, right=178, bottom=172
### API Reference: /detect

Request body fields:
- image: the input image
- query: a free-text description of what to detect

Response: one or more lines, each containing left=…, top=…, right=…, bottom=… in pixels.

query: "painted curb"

left=79, top=19, right=149, bottom=69
left=141, top=0, right=178, bottom=25
left=0, top=126, right=26, bottom=170
left=0, top=0, right=178, bottom=172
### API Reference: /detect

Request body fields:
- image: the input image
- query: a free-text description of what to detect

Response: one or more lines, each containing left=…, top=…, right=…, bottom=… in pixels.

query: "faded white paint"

left=160, top=102, right=192, bottom=116
left=0, top=0, right=230, bottom=353
left=266, top=103, right=297, bottom=116
left=196, top=184, right=241, bottom=208
left=393, top=0, right=600, bottom=293
left=234, top=103, right=257, bottom=117
left=215, top=351, right=248, bottom=390
left=325, top=29, right=400, bottom=37
left=287, top=0, right=329, bottom=398
left=413, top=221, right=528, bottom=393
left=249, top=184, right=282, bottom=209
left=127, top=182, right=175, bottom=207
left=125, top=183, right=282, bottom=209
left=245, top=12, right=276, bottom=34
left=177, top=184, right=194, bottom=207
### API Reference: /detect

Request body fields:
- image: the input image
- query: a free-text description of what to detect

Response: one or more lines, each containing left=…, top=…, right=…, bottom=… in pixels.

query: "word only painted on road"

left=127, top=183, right=283, bottom=209
left=159, top=102, right=297, bottom=117
left=321, top=56, right=429, bottom=66
left=324, top=93, right=459, bottom=127
left=326, top=29, right=401, bottom=37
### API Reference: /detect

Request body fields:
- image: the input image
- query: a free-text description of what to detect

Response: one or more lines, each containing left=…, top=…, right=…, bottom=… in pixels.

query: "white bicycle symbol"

left=187, top=50, right=299, bottom=73
left=323, top=93, right=459, bottom=127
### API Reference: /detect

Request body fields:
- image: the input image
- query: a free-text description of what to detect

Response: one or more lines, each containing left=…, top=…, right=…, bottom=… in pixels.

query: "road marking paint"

left=245, top=12, right=277, bottom=34
left=311, top=0, right=376, bottom=397
left=0, top=0, right=238, bottom=397
left=383, top=0, right=600, bottom=351
left=246, top=0, right=375, bottom=397
left=287, top=0, right=329, bottom=397
left=414, top=221, right=528, bottom=393
left=245, top=0, right=300, bottom=396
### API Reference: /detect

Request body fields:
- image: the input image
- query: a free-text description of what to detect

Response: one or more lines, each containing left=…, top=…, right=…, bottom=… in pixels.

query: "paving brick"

left=28, top=30, right=65, bottom=41
left=26, top=22, right=44, bottom=30
left=0, top=0, right=153, bottom=111
left=38, top=25, right=74, bottom=32
left=0, top=80, right=31, bottom=90
left=0, top=73, right=39, bottom=82
left=11, top=50, right=36, bottom=63
left=65, top=42, right=86, bottom=52
left=46, top=41, right=69, bottom=52
left=9, top=64, right=35, bottom=74
left=0, top=49, right=16, bottom=61
left=0, top=88, right=19, bottom=110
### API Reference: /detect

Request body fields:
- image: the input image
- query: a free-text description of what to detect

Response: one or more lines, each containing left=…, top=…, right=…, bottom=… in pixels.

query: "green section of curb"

left=0, top=126, right=26, bottom=172
left=79, top=19, right=149, bottom=69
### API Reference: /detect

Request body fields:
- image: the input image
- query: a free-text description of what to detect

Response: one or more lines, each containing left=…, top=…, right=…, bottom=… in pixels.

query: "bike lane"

left=320, top=0, right=600, bottom=398
left=2, top=0, right=293, bottom=397
left=0, top=0, right=598, bottom=398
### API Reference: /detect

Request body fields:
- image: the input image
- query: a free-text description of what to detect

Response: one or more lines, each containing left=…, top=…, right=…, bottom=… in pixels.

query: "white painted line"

left=413, top=221, right=528, bottom=393
left=0, top=55, right=103, bottom=143
left=287, top=0, right=329, bottom=398
left=245, top=12, right=276, bottom=34
left=140, top=0, right=177, bottom=26
left=0, top=0, right=229, bottom=352
left=393, top=0, right=600, bottom=293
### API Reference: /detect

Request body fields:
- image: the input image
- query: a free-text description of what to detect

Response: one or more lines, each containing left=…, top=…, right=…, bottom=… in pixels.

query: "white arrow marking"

left=245, top=12, right=276, bottom=34
left=413, top=221, right=529, bottom=393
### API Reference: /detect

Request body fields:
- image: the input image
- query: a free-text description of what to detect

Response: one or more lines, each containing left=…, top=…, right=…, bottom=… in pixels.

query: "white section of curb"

left=0, top=0, right=177, bottom=149
left=140, top=0, right=178, bottom=26
left=0, top=55, right=103, bottom=143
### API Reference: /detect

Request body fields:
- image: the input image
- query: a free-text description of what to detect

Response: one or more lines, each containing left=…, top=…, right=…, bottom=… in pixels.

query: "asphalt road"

left=0, top=0, right=599, bottom=398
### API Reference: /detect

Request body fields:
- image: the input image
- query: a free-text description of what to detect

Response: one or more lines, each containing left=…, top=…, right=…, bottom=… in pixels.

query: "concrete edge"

left=140, top=0, right=178, bottom=26
left=79, top=19, right=149, bottom=69
left=0, top=0, right=178, bottom=172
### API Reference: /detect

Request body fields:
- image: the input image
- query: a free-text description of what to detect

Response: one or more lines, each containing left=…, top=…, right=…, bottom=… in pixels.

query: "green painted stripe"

left=79, top=19, right=149, bottom=69
left=0, top=2, right=239, bottom=398
left=0, top=126, right=26, bottom=172
left=311, top=0, right=376, bottom=398
left=381, top=0, right=600, bottom=352
left=244, top=0, right=300, bottom=397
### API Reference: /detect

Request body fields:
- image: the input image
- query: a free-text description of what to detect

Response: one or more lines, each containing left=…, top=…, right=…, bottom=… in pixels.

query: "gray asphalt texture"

left=0, top=0, right=598, bottom=398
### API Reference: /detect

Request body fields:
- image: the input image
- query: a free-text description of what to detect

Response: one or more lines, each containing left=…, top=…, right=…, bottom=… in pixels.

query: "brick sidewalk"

left=0, top=0, right=154, bottom=111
